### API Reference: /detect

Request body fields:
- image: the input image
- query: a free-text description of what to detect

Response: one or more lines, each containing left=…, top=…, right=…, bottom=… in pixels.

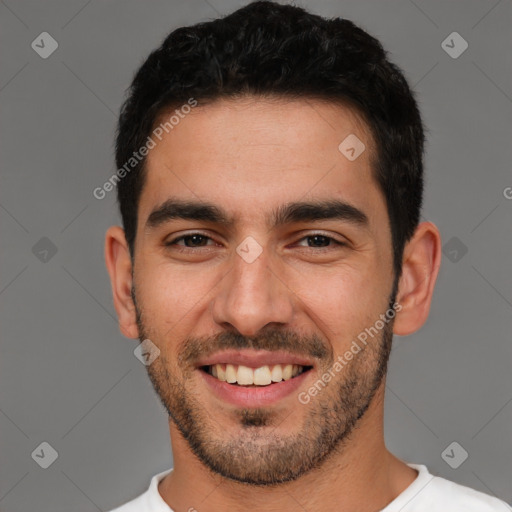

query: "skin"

left=105, top=97, right=441, bottom=512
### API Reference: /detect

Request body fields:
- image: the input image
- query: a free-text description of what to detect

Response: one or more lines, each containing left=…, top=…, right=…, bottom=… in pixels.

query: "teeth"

left=253, top=366, right=272, bottom=385
left=225, top=364, right=237, bottom=383
left=271, top=364, right=283, bottom=382
left=208, top=363, right=306, bottom=386
left=237, top=365, right=254, bottom=385
left=216, top=364, right=226, bottom=382
left=282, top=364, right=293, bottom=380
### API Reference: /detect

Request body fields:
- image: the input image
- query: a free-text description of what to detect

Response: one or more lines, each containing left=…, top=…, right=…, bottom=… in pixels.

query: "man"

left=104, top=1, right=510, bottom=510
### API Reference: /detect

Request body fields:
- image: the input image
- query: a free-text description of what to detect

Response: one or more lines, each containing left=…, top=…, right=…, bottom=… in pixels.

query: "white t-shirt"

left=108, top=463, right=511, bottom=511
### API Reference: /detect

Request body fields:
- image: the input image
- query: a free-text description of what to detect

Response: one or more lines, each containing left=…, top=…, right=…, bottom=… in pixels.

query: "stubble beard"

left=132, top=285, right=395, bottom=486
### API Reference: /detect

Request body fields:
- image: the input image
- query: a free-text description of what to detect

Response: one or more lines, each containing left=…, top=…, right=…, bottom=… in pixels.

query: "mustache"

left=178, top=328, right=332, bottom=366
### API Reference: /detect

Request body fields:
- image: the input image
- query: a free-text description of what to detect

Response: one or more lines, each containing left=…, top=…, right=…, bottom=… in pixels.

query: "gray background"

left=1, top=0, right=511, bottom=510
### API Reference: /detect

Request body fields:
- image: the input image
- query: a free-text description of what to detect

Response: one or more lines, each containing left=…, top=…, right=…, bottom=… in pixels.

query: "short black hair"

left=115, top=0, right=425, bottom=280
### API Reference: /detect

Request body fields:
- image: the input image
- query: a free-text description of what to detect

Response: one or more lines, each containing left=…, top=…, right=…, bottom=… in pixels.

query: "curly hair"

left=115, top=0, right=425, bottom=279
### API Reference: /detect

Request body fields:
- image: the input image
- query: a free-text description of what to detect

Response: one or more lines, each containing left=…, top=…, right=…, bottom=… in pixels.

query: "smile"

left=201, top=363, right=312, bottom=386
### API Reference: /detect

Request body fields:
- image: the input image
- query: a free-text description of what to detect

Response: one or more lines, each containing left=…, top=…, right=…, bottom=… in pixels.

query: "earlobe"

left=104, top=226, right=139, bottom=339
left=393, top=222, right=442, bottom=336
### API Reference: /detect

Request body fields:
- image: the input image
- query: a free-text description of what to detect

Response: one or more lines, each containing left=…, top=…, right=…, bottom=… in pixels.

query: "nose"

left=210, top=246, right=294, bottom=336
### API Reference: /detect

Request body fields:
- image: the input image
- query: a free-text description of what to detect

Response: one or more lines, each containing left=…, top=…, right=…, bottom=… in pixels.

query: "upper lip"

left=195, top=349, right=315, bottom=369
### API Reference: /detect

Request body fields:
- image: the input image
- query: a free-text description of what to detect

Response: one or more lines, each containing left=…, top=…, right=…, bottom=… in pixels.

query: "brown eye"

left=306, top=235, right=331, bottom=247
left=176, top=235, right=209, bottom=247
left=165, top=233, right=217, bottom=249
left=295, top=234, right=346, bottom=249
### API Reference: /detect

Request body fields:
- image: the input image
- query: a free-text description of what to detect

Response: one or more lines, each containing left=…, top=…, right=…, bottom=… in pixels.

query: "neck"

left=158, top=380, right=418, bottom=511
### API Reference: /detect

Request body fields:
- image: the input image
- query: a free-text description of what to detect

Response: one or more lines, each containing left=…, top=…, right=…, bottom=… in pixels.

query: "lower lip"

left=200, top=369, right=312, bottom=408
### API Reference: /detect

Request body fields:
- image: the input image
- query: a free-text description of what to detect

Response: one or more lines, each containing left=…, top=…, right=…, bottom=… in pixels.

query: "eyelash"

left=165, top=232, right=347, bottom=252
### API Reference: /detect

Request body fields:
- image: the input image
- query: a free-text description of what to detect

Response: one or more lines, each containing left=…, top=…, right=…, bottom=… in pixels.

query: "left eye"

left=295, top=234, right=344, bottom=248
left=167, top=234, right=215, bottom=247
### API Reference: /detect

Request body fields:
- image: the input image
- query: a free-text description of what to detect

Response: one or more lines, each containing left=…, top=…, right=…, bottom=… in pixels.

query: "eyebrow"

left=145, top=197, right=369, bottom=231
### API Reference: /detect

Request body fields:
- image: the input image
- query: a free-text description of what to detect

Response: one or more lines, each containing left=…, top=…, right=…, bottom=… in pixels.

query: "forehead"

left=139, top=97, right=384, bottom=226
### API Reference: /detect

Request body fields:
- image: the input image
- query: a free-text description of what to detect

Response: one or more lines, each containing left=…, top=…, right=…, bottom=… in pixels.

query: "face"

left=131, top=97, right=396, bottom=485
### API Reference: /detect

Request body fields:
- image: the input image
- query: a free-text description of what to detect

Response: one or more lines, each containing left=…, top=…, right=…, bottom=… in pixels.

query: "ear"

left=104, top=226, right=139, bottom=339
left=393, top=222, right=442, bottom=336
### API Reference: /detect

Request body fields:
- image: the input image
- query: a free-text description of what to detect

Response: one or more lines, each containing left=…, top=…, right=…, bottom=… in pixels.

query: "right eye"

left=167, top=234, right=214, bottom=247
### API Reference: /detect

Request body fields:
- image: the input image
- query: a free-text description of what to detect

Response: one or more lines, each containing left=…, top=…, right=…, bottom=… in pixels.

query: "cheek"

left=136, top=263, right=216, bottom=331
left=287, top=262, right=389, bottom=340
